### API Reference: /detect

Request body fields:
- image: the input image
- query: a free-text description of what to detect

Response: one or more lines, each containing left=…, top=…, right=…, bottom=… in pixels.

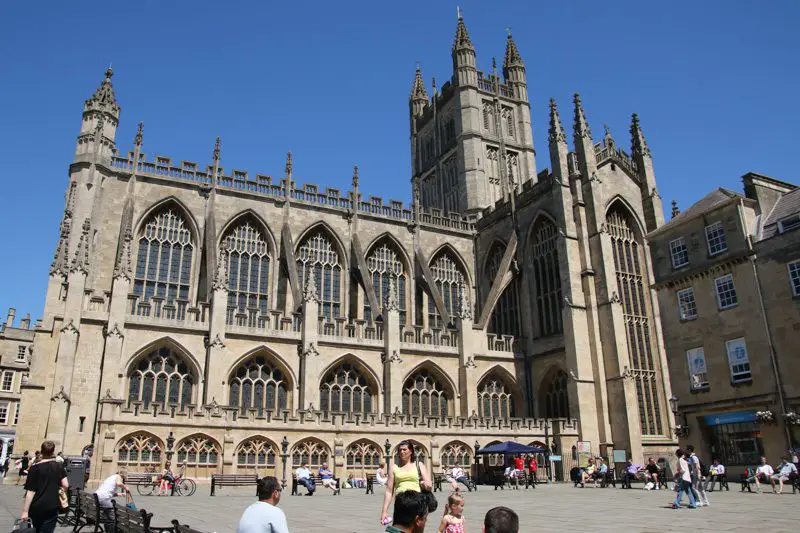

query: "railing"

left=126, top=295, right=207, bottom=324
left=400, top=325, right=458, bottom=349
left=318, top=317, right=383, bottom=344
left=594, top=143, right=639, bottom=177
left=486, top=333, right=517, bottom=353
left=478, top=79, right=495, bottom=93
left=226, top=307, right=302, bottom=333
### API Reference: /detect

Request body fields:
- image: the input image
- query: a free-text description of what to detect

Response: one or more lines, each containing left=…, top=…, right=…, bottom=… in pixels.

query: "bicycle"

left=136, top=464, right=196, bottom=496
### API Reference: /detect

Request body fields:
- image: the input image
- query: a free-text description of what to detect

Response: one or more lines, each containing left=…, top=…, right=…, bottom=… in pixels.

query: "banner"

left=577, top=441, right=592, bottom=467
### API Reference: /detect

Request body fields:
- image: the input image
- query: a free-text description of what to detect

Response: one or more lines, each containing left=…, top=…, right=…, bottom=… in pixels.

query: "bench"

left=570, top=467, right=616, bottom=488
left=618, top=467, right=669, bottom=490
left=113, top=499, right=174, bottom=533
left=740, top=471, right=799, bottom=493
left=57, top=487, right=81, bottom=528
left=291, top=474, right=341, bottom=495
left=705, top=473, right=730, bottom=491
left=433, top=472, right=476, bottom=492
left=171, top=520, right=209, bottom=533
left=73, top=490, right=116, bottom=533
left=365, top=474, right=376, bottom=494
left=210, top=474, right=258, bottom=496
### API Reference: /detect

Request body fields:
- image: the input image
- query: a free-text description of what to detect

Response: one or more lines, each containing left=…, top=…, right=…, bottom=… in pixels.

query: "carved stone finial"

left=303, top=267, right=319, bottom=303
left=411, top=66, right=428, bottom=100
left=548, top=98, right=567, bottom=144
left=671, top=200, right=680, bottom=218
left=51, top=385, right=71, bottom=404
left=610, top=291, right=621, bottom=304
left=352, top=165, right=359, bottom=190
left=573, top=93, right=592, bottom=140
left=465, top=356, right=477, bottom=369
left=50, top=211, right=72, bottom=275
left=113, top=227, right=133, bottom=281
left=213, top=136, right=221, bottom=162
left=212, top=243, right=229, bottom=291
left=207, top=334, right=225, bottom=349
left=385, top=277, right=400, bottom=312
left=134, top=122, right=144, bottom=148
left=299, top=343, right=319, bottom=359
left=70, top=218, right=92, bottom=274
left=285, top=151, right=293, bottom=178
left=630, top=113, right=652, bottom=157
left=457, top=286, right=472, bottom=320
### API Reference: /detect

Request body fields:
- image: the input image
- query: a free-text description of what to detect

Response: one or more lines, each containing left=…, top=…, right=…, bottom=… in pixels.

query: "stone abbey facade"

left=17, top=16, right=678, bottom=482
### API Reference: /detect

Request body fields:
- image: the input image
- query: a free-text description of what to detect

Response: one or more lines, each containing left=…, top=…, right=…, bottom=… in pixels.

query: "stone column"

left=382, top=279, right=403, bottom=415
left=299, top=271, right=321, bottom=411
left=205, top=248, right=230, bottom=405
left=456, top=290, right=478, bottom=418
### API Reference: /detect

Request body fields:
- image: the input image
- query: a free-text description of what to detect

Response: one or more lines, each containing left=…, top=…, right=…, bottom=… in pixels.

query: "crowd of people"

left=744, top=455, right=798, bottom=494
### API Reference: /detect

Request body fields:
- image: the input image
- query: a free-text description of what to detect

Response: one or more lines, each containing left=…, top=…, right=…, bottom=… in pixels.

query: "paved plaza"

left=1, top=481, right=799, bottom=533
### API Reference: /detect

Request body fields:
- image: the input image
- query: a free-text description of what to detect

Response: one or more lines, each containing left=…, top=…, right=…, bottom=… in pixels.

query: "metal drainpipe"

left=740, top=198, right=792, bottom=448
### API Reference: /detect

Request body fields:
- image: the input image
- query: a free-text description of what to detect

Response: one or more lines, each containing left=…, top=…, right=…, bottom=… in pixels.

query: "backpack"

left=696, top=456, right=708, bottom=477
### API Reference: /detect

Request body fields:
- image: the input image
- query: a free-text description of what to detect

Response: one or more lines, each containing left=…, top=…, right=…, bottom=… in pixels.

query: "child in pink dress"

left=438, top=492, right=466, bottom=533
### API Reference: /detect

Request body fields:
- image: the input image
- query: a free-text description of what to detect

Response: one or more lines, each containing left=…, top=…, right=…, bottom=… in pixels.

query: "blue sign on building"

left=703, top=411, right=757, bottom=426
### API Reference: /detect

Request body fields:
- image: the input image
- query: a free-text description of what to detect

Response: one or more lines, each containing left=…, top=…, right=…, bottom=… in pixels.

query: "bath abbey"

left=17, top=16, right=678, bottom=482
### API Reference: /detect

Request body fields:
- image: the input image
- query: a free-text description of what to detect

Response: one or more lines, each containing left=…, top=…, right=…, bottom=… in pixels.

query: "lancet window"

left=320, top=362, right=374, bottom=415
left=485, top=146, right=502, bottom=205
left=440, top=442, right=472, bottom=467
left=223, top=219, right=270, bottom=322
left=607, top=206, right=662, bottom=436
left=345, top=440, right=382, bottom=468
left=542, top=370, right=570, bottom=419
left=229, top=355, right=289, bottom=415
left=530, top=218, right=562, bottom=338
left=402, top=370, right=449, bottom=418
left=427, top=251, right=466, bottom=329
left=365, top=243, right=407, bottom=324
left=291, top=440, right=330, bottom=468
left=477, top=374, right=516, bottom=419
left=236, top=437, right=277, bottom=468
left=175, top=435, right=219, bottom=470
left=485, top=243, right=520, bottom=337
left=117, top=433, right=162, bottom=466
left=133, top=209, right=193, bottom=316
left=127, top=347, right=194, bottom=408
left=296, top=231, right=342, bottom=319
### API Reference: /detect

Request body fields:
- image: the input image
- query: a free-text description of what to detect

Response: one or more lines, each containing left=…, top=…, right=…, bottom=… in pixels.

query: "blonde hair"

left=444, top=491, right=465, bottom=516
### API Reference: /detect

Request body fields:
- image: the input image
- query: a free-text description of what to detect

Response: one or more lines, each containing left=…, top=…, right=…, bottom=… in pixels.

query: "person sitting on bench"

left=621, top=460, right=639, bottom=487
left=579, top=458, right=596, bottom=487
left=447, top=465, right=472, bottom=492
left=376, top=463, right=388, bottom=486
left=295, top=462, right=315, bottom=496
left=644, top=458, right=660, bottom=489
left=592, top=458, right=608, bottom=487
left=770, top=456, right=798, bottom=495
left=318, top=463, right=337, bottom=493
left=748, top=456, right=774, bottom=494
left=705, top=459, right=725, bottom=491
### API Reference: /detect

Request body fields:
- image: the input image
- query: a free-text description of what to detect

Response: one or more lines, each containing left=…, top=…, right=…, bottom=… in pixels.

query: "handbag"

left=58, top=487, right=69, bottom=513
left=126, top=492, right=137, bottom=510
left=416, top=461, right=431, bottom=494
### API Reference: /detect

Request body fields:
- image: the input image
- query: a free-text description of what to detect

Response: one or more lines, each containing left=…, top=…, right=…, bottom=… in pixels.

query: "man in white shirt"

left=294, top=463, right=314, bottom=495
left=753, top=456, right=774, bottom=493
left=771, top=456, right=798, bottom=494
left=237, top=476, right=290, bottom=533
left=705, top=459, right=726, bottom=492
left=671, top=449, right=697, bottom=509
left=447, top=466, right=472, bottom=492
left=375, top=463, right=388, bottom=486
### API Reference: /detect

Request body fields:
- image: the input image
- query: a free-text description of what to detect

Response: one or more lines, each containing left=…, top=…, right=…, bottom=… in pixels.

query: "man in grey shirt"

left=237, top=476, right=290, bottom=533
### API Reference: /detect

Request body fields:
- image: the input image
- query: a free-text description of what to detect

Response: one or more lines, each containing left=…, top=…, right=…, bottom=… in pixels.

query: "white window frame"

left=725, top=337, right=752, bottom=383
left=677, top=287, right=697, bottom=320
left=0, top=371, right=13, bottom=392
left=715, top=274, right=738, bottom=310
left=13, top=403, right=19, bottom=425
left=686, top=347, right=709, bottom=391
left=705, top=221, right=728, bottom=256
left=789, top=261, right=800, bottom=297
left=778, top=214, right=800, bottom=234
left=669, top=237, right=689, bottom=269
left=17, top=345, right=26, bottom=362
left=0, top=402, right=7, bottom=425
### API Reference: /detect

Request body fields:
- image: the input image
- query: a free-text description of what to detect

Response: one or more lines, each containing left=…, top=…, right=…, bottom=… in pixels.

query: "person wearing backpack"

left=685, top=445, right=709, bottom=507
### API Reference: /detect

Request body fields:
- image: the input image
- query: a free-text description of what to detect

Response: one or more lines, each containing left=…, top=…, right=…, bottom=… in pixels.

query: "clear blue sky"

left=1, top=0, right=798, bottom=321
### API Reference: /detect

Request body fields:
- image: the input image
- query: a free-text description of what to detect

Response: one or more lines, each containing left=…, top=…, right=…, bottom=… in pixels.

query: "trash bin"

left=65, top=457, right=87, bottom=491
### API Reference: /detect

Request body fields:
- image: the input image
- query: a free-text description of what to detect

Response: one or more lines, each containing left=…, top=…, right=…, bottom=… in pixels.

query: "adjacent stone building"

left=648, top=173, right=799, bottom=473
left=0, top=308, right=35, bottom=464
left=17, top=16, right=678, bottom=483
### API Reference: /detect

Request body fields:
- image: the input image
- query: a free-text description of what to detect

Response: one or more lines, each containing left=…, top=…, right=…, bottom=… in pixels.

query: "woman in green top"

left=380, top=440, right=431, bottom=525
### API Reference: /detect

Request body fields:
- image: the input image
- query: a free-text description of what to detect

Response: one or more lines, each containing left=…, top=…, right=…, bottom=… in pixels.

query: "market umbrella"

left=476, top=441, right=546, bottom=455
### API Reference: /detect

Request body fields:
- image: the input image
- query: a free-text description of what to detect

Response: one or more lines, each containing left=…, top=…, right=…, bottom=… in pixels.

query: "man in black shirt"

left=16, top=451, right=29, bottom=485
left=645, top=457, right=660, bottom=489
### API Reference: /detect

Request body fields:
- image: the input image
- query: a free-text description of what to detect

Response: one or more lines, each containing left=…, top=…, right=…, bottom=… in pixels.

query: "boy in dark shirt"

left=645, top=457, right=660, bottom=489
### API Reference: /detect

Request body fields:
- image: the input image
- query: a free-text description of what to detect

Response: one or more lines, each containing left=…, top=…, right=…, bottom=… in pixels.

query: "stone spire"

left=573, top=93, right=592, bottom=141
left=451, top=13, right=477, bottom=86
left=50, top=211, right=72, bottom=275
left=452, top=14, right=474, bottom=52
left=113, top=227, right=133, bottom=280
left=84, top=67, right=120, bottom=116
left=70, top=218, right=92, bottom=274
left=352, top=165, right=359, bottom=191
left=630, top=113, right=652, bottom=158
left=548, top=99, right=567, bottom=145
left=410, top=65, right=428, bottom=101
left=671, top=200, right=680, bottom=218
left=303, top=267, right=319, bottom=303
left=503, top=32, right=524, bottom=70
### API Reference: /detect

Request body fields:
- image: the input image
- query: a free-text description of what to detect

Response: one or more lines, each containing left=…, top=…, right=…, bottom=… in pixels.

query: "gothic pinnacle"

left=213, top=137, right=221, bottom=162
left=630, top=113, right=652, bottom=157
left=548, top=98, right=567, bottom=144
left=411, top=66, right=428, bottom=100
left=85, top=66, right=120, bottom=114
left=452, top=12, right=474, bottom=51
left=352, top=165, right=359, bottom=190
left=285, top=151, right=293, bottom=178
left=573, top=93, right=592, bottom=140
left=671, top=200, right=680, bottom=218
left=503, top=32, right=524, bottom=68
left=134, top=122, right=143, bottom=147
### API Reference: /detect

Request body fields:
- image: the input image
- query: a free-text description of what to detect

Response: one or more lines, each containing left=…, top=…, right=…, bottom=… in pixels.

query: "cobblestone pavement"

left=1, top=481, right=799, bottom=533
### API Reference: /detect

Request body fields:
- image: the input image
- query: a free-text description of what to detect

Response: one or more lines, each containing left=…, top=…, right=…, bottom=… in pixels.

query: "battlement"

left=476, top=170, right=555, bottom=228
left=110, top=152, right=475, bottom=234
left=594, top=139, right=638, bottom=179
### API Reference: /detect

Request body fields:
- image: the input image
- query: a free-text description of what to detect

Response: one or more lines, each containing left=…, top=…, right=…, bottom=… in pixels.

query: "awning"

left=703, top=411, right=757, bottom=426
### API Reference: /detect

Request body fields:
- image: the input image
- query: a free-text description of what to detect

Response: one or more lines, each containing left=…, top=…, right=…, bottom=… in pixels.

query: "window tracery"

left=542, top=370, right=570, bottom=419
left=530, top=218, right=562, bottom=338
left=477, top=374, right=516, bottom=419
left=365, top=242, right=407, bottom=324
left=345, top=440, right=382, bottom=468
left=402, top=370, right=449, bottom=418
left=236, top=437, right=277, bottom=468
left=296, top=231, right=342, bottom=319
left=117, top=433, right=162, bottom=466
left=229, top=355, right=289, bottom=415
left=427, top=251, right=466, bottom=328
left=175, top=435, right=219, bottom=469
left=128, top=347, right=194, bottom=408
left=291, top=440, right=330, bottom=468
left=440, top=442, right=472, bottom=467
left=485, top=243, right=520, bottom=337
left=223, top=219, right=271, bottom=322
left=320, top=362, right=374, bottom=415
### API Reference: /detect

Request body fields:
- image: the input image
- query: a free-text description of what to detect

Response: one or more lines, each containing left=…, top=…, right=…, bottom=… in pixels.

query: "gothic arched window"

left=441, top=442, right=472, bottom=467
left=133, top=208, right=193, bottom=315
left=296, top=231, right=342, bottom=319
left=223, top=219, right=271, bottom=321
left=128, top=347, right=194, bottom=408
left=530, top=218, right=562, bottom=338
left=176, top=435, right=219, bottom=478
left=320, top=362, right=374, bottom=415
left=291, top=439, right=330, bottom=469
left=365, top=242, right=407, bottom=324
left=485, top=242, right=520, bottom=337
left=485, top=147, right=502, bottom=205
left=607, top=206, right=662, bottom=436
left=117, top=433, right=162, bottom=467
left=402, top=370, right=449, bottom=418
left=229, top=355, right=289, bottom=415
left=477, top=373, right=516, bottom=419
left=543, top=370, right=570, bottom=419
left=427, top=251, right=466, bottom=329
left=236, top=437, right=278, bottom=469
left=345, top=440, right=382, bottom=468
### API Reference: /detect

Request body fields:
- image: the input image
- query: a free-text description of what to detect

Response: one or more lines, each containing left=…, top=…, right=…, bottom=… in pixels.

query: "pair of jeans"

left=691, top=475, right=708, bottom=503
left=298, top=477, right=315, bottom=494
left=30, top=509, right=59, bottom=533
left=673, top=479, right=697, bottom=507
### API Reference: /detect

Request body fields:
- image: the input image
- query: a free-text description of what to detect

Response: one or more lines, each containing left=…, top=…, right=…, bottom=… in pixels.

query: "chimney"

left=5, top=308, right=15, bottom=328
left=20, top=313, right=30, bottom=330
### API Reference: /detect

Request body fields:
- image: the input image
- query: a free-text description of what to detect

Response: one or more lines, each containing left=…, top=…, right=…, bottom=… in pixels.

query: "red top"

left=514, top=457, right=524, bottom=470
left=529, top=459, right=537, bottom=471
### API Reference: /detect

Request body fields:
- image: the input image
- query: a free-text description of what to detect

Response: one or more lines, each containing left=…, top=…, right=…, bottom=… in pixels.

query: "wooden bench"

left=113, top=499, right=174, bottom=533
left=210, top=474, right=258, bottom=496
left=171, top=520, right=209, bottom=533
left=57, top=487, right=81, bottom=528
left=433, top=472, right=476, bottom=492
left=618, top=468, right=669, bottom=489
left=365, top=474, right=376, bottom=494
left=73, top=490, right=115, bottom=533
left=291, top=474, right=341, bottom=495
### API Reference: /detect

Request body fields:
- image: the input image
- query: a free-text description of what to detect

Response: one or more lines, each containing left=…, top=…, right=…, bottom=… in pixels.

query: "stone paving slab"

left=1, top=482, right=799, bottom=532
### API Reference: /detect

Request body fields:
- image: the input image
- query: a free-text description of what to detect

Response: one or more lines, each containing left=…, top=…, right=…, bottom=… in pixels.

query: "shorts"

left=322, top=478, right=336, bottom=488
